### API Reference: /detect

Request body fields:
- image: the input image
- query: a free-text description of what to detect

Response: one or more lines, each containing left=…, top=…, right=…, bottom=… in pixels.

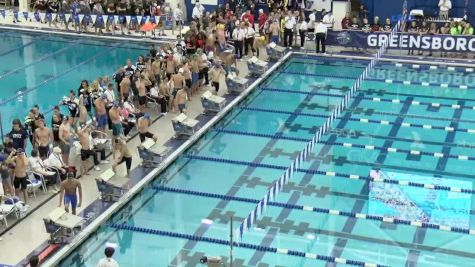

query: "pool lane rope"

left=153, top=186, right=475, bottom=235
left=185, top=154, right=475, bottom=195
left=107, top=223, right=387, bottom=267
left=237, top=5, right=408, bottom=241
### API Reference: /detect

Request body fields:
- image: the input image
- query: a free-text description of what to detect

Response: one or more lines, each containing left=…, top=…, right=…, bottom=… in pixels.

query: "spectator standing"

left=322, top=11, right=334, bottom=30
left=298, top=17, right=308, bottom=48
left=308, top=9, right=316, bottom=32
left=192, top=2, right=205, bottom=30
left=315, top=20, right=327, bottom=54
left=439, top=0, right=452, bottom=20
left=283, top=11, right=296, bottom=48
left=7, top=119, right=28, bottom=151
left=232, top=21, right=245, bottom=59
left=407, top=21, right=419, bottom=55
left=258, top=9, right=268, bottom=34
left=244, top=22, right=256, bottom=57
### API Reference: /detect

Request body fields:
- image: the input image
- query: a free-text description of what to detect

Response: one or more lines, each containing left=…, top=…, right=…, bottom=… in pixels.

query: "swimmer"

left=58, top=172, right=82, bottom=215
left=137, top=113, right=158, bottom=143
left=95, top=94, right=108, bottom=132
left=34, top=119, right=53, bottom=159
left=171, top=68, right=186, bottom=112
left=112, top=138, right=132, bottom=177
left=175, top=88, right=188, bottom=114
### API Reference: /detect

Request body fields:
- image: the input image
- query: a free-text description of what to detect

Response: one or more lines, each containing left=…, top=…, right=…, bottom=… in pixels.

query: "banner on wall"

left=327, top=30, right=475, bottom=52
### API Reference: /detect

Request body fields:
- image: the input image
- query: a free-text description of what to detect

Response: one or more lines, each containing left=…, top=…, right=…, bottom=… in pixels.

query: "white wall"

left=332, top=0, right=351, bottom=31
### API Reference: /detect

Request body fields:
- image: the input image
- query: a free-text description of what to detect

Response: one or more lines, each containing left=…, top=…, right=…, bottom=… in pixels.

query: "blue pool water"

left=58, top=55, right=475, bottom=266
left=0, top=29, right=149, bottom=136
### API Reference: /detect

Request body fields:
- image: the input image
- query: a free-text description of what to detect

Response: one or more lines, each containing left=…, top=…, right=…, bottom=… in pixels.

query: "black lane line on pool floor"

left=406, top=100, right=465, bottom=267
left=168, top=74, right=326, bottom=266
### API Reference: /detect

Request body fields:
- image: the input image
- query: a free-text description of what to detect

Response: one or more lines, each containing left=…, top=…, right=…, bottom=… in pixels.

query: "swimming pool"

left=0, top=29, right=149, bottom=136
left=59, top=55, right=475, bottom=267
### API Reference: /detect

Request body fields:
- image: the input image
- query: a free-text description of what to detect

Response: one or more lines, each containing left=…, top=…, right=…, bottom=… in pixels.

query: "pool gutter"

left=0, top=24, right=175, bottom=44
left=42, top=52, right=293, bottom=266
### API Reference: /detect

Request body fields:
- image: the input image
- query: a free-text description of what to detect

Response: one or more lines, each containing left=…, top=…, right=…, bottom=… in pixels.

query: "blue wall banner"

left=327, top=30, right=475, bottom=52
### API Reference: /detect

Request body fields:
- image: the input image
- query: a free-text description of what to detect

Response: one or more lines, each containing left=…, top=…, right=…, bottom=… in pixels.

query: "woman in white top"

left=243, top=22, right=256, bottom=57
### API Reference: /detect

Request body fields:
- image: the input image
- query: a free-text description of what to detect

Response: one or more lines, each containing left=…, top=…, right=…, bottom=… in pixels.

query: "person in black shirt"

left=63, top=90, right=80, bottom=129
left=136, top=55, right=146, bottom=73
left=47, top=0, right=59, bottom=27
left=382, top=18, right=392, bottom=32
left=78, top=80, right=93, bottom=120
left=114, top=68, right=126, bottom=93
left=149, top=44, right=158, bottom=60
left=116, top=0, right=128, bottom=34
left=51, top=106, right=64, bottom=125
left=7, top=119, right=29, bottom=151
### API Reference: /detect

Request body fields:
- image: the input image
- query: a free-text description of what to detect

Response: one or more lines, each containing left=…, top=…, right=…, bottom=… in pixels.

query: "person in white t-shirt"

left=308, top=10, right=316, bottom=32
left=173, top=3, right=184, bottom=26
left=322, top=11, right=335, bottom=30
left=298, top=18, right=308, bottom=48
left=315, top=20, right=327, bottom=53
left=244, top=22, right=256, bottom=57
left=97, top=247, right=119, bottom=267
left=192, top=2, right=205, bottom=29
left=232, top=21, right=245, bottom=59
left=439, top=0, right=451, bottom=19
left=283, top=11, right=297, bottom=48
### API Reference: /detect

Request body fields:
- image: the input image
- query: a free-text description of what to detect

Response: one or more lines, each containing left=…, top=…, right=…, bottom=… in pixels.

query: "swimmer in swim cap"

left=137, top=113, right=158, bottom=143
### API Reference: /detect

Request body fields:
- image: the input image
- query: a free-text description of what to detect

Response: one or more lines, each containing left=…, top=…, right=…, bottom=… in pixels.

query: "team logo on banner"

left=336, top=31, right=352, bottom=45
left=0, top=10, right=5, bottom=18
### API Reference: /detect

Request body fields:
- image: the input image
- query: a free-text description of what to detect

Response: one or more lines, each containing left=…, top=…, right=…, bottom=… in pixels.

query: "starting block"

left=226, top=73, right=249, bottom=95
left=138, top=139, right=169, bottom=168
left=96, top=169, right=127, bottom=202
left=201, top=91, right=226, bottom=113
left=247, top=56, right=268, bottom=77
left=43, top=207, right=84, bottom=244
left=266, top=43, right=286, bottom=61
left=172, top=113, right=199, bottom=138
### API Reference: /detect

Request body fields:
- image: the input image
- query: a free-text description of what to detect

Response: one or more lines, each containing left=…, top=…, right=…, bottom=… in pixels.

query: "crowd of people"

left=0, top=37, right=233, bottom=207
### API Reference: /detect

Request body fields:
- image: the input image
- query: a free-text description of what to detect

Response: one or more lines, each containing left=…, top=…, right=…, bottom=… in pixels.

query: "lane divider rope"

left=184, top=155, right=475, bottom=194
left=279, top=70, right=470, bottom=90
left=213, top=128, right=475, bottom=162
left=153, top=186, right=475, bottom=235
left=107, top=223, right=386, bottom=267
left=260, top=86, right=475, bottom=111
left=240, top=106, right=475, bottom=134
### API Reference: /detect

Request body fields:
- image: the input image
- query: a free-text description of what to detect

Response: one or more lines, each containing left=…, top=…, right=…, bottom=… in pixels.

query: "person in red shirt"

left=241, top=10, right=254, bottom=28
left=341, top=12, right=351, bottom=29
left=258, top=9, right=268, bottom=34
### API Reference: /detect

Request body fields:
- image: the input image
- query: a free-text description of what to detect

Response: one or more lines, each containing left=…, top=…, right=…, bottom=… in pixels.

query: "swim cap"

left=101, top=93, right=108, bottom=99
left=178, top=68, right=184, bottom=73
left=143, top=113, right=151, bottom=120
left=113, top=100, right=120, bottom=107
